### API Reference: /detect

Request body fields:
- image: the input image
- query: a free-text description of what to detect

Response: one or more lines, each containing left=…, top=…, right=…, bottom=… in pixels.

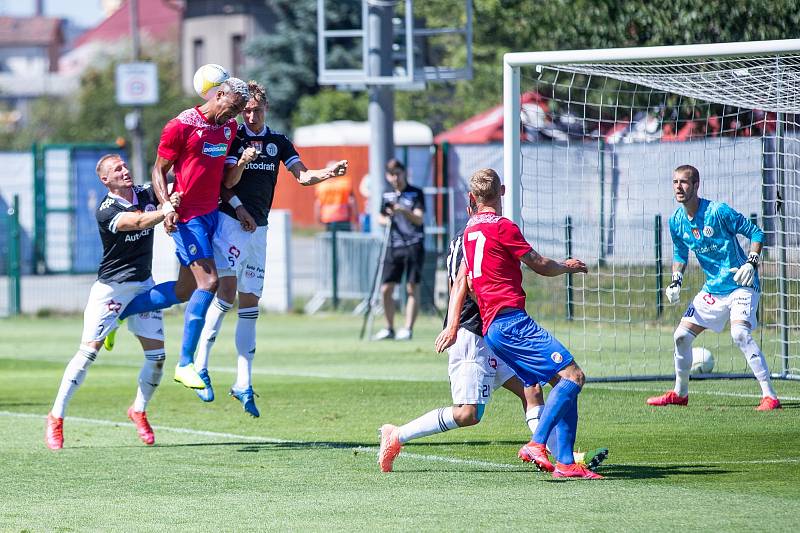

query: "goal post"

left=502, top=39, right=800, bottom=381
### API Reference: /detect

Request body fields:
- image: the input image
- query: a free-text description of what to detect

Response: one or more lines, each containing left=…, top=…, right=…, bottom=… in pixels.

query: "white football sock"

left=196, top=297, right=232, bottom=371
left=397, top=407, right=458, bottom=444
left=234, top=306, right=258, bottom=390
left=731, top=324, right=777, bottom=399
left=133, top=349, right=165, bottom=412
left=525, top=405, right=544, bottom=436
left=673, top=326, right=696, bottom=397
left=51, top=346, right=97, bottom=418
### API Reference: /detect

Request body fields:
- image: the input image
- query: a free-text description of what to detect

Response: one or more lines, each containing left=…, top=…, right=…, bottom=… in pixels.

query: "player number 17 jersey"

left=463, top=213, right=532, bottom=334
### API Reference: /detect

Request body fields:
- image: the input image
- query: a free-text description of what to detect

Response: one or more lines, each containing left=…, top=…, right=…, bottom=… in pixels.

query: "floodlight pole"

left=367, top=0, right=396, bottom=234
left=129, top=0, right=145, bottom=184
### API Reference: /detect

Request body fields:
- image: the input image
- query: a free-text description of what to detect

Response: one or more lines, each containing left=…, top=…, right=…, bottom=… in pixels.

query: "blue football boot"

left=229, top=386, right=260, bottom=418
left=195, top=368, right=215, bottom=402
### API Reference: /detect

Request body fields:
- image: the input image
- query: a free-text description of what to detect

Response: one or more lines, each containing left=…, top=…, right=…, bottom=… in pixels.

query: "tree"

left=245, top=0, right=361, bottom=133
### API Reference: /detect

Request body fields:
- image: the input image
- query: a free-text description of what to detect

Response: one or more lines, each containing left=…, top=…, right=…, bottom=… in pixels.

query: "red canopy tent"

left=434, top=92, right=549, bottom=144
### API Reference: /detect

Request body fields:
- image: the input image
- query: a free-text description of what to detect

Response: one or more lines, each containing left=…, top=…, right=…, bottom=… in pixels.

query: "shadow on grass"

left=156, top=439, right=527, bottom=451
left=591, top=463, right=735, bottom=480
left=0, top=402, right=49, bottom=408
left=155, top=440, right=375, bottom=451
left=701, top=401, right=800, bottom=410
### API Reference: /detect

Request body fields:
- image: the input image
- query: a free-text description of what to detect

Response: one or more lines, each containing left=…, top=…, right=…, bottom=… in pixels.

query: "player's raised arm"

left=520, top=249, right=587, bottom=276
left=289, top=160, right=349, bottom=186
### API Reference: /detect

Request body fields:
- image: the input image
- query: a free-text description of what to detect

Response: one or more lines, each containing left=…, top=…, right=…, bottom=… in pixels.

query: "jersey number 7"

left=467, top=231, right=486, bottom=278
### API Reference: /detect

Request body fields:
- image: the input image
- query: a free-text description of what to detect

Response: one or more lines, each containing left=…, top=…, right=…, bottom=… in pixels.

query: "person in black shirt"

left=373, top=159, right=426, bottom=341
left=45, top=154, right=179, bottom=450
left=195, top=80, right=348, bottom=417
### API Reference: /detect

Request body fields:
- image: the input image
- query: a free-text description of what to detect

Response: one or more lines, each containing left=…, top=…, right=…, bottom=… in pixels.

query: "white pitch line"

left=4, top=411, right=799, bottom=469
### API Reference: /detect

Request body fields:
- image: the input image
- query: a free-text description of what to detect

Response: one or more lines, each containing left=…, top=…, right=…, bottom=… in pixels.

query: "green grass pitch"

left=1, top=312, right=798, bottom=531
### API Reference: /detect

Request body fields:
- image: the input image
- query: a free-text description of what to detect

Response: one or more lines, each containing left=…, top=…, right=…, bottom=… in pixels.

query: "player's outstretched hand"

left=434, top=327, right=458, bottom=353
left=326, top=160, right=348, bottom=178
left=235, top=205, right=256, bottom=233
left=563, top=258, right=588, bottom=273
left=164, top=211, right=178, bottom=234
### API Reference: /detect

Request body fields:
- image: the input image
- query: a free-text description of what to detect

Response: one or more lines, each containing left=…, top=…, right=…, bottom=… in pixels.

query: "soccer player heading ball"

left=109, top=77, right=250, bottom=391
left=647, top=165, right=781, bottom=410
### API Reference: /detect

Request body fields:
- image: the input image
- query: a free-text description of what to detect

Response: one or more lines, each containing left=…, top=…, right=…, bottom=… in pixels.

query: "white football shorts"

left=81, top=278, right=164, bottom=343
left=448, top=328, right=517, bottom=405
left=212, top=212, right=268, bottom=297
left=682, top=287, right=759, bottom=333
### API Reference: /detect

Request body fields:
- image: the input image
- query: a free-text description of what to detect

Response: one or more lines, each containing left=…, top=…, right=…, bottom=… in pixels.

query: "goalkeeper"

left=647, top=164, right=781, bottom=411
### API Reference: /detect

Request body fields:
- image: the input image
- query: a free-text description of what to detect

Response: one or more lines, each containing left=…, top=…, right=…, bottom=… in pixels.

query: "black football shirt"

left=220, top=123, right=301, bottom=227
left=95, top=185, right=158, bottom=283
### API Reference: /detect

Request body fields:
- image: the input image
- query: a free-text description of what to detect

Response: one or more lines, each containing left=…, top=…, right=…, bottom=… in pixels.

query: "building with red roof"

left=60, top=0, right=181, bottom=75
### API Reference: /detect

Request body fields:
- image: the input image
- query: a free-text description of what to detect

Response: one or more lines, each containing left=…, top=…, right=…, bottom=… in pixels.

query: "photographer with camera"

left=373, top=159, right=426, bottom=341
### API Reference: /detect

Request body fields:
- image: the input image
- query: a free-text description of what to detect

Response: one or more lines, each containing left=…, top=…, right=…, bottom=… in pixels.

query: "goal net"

left=503, top=40, right=800, bottom=381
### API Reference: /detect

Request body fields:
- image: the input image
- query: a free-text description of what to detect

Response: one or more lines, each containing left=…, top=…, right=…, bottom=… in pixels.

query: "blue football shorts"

left=484, top=309, right=574, bottom=386
left=172, top=210, right=219, bottom=266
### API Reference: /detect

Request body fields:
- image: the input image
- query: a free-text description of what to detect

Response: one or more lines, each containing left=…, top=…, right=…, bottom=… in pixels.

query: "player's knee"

left=573, top=368, right=586, bottom=387
left=674, top=327, right=696, bottom=350
left=216, top=280, right=237, bottom=303
left=201, top=277, right=219, bottom=293
left=559, top=363, right=585, bottom=387
left=730, top=324, right=751, bottom=347
left=452, top=405, right=480, bottom=427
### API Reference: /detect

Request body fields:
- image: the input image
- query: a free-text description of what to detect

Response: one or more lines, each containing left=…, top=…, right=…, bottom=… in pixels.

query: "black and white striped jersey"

left=443, top=233, right=483, bottom=336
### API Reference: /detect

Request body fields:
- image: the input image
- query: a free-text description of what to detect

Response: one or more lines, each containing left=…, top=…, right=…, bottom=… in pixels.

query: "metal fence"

left=306, top=231, right=384, bottom=313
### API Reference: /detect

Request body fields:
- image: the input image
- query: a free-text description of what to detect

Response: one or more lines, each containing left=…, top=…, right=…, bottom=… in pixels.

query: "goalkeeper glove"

left=666, top=272, right=682, bottom=304
left=731, top=252, right=759, bottom=287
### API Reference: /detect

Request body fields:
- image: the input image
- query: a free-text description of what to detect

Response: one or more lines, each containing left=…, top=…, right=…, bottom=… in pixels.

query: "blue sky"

left=0, top=0, right=106, bottom=28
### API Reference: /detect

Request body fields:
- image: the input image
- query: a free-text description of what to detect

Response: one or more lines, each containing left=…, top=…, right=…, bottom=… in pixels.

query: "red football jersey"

left=462, top=212, right=532, bottom=334
left=157, top=107, right=238, bottom=222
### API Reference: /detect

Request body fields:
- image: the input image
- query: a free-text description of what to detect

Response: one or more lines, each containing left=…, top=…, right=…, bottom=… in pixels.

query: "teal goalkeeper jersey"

left=669, top=198, right=764, bottom=295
